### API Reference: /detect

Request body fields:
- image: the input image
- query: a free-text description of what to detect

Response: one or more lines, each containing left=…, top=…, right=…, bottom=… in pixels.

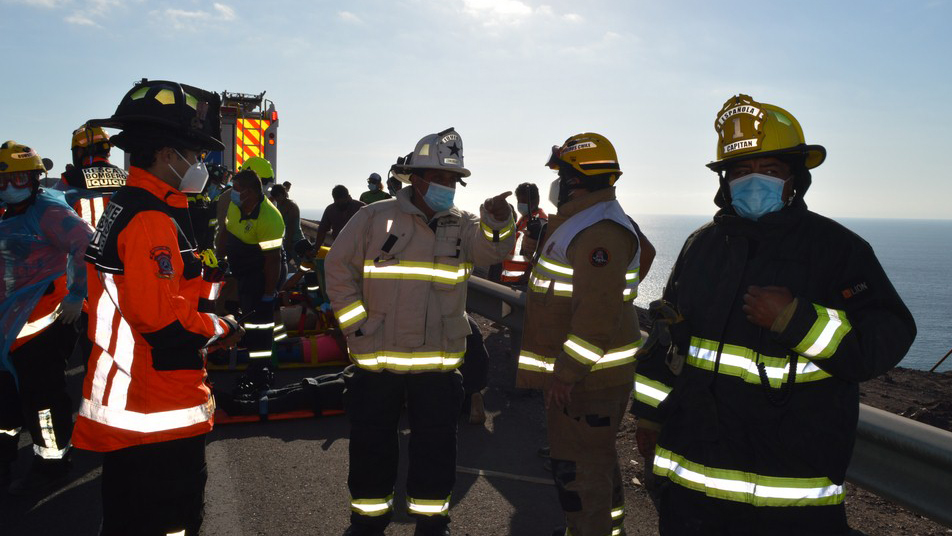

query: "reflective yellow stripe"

left=528, top=273, right=573, bottom=297
left=689, top=337, right=832, bottom=386
left=536, top=256, right=573, bottom=277
left=653, top=447, right=845, bottom=507
left=351, top=494, right=394, bottom=516
left=591, top=340, right=640, bottom=370
left=350, top=351, right=464, bottom=372
left=363, top=261, right=473, bottom=285
left=407, top=495, right=451, bottom=516
left=517, top=350, right=555, bottom=373
left=563, top=334, right=604, bottom=364
left=633, top=374, right=672, bottom=408
left=336, top=301, right=368, bottom=329
left=793, top=304, right=852, bottom=359
left=481, top=219, right=515, bottom=242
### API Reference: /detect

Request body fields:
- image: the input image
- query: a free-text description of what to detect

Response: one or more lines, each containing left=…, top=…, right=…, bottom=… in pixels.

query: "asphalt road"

left=0, top=325, right=661, bottom=536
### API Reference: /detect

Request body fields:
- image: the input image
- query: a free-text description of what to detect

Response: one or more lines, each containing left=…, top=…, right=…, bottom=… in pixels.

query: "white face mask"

left=548, top=177, right=561, bottom=207
left=170, top=150, right=209, bottom=194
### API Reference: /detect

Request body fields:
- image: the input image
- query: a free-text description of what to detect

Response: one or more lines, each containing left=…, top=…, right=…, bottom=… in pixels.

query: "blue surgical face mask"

left=729, top=173, right=787, bottom=221
left=423, top=181, right=455, bottom=213
left=230, top=189, right=242, bottom=205
left=0, top=185, right=32, bottom=204
left=517, top=202, right=530, bottom=216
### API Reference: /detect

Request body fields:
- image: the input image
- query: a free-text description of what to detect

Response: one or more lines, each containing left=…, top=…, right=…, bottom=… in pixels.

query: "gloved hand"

left=56, top=294, right=84, bottom=324
left=319, top=302, right=333, bottom=313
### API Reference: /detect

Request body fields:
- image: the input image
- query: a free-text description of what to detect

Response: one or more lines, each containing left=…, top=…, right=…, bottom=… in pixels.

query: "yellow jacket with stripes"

left=324, top=187, right=515, bottom=373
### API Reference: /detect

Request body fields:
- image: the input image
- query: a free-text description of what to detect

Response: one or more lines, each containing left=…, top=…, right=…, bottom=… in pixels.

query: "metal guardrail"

left=466, top=276, right=952, bottom=528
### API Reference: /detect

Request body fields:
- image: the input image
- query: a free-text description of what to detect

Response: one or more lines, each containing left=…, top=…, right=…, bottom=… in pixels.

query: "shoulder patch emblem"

left=151, top=246, right=175, bottom=279
left=590, top=248, right=610, bottom=267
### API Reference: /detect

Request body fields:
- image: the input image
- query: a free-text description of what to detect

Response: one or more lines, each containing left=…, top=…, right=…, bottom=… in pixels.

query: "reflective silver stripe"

left=633, top=374, right=671, bottom=408
left=167, top=531, right=185, bottom=536
left=517, top=351, right=555, bottom=373
left=794, top=304, right=852, bottom=359
left=653, top=447, right=845, bottom=507
left=536, top=256, right=573, bottom=277
left=351, top=495, right=394, bottom=516
left=92, top=196, right=105, bottom=225
left=205, top=281, right=222, bottom=300
left=259, top=238, right=283, bottom=250
left=407, top=496, right=451, bottom=515
left=79, top=397, right=213, bottom=434
left=363, top=261, right=473, bottom=285
left=245, top=322, right=276, bottom=329
left=35, top=408, right=68, bottom=459
left=336, top=301, right=368, bottom=329
left=0, top=427, right=21, bottom=437
left=16, top=309, right=62, bottom=340
left=563, top=335, right=603, bottom=364
left=249, top=350, right=272, bottom=358
left=350, top=351, right=464, bottom=371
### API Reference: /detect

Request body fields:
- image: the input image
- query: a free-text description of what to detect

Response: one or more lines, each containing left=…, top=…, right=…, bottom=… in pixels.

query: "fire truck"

left=207, top=90, right=279, bottom=174
left=122, top=89, right=279, bottom=174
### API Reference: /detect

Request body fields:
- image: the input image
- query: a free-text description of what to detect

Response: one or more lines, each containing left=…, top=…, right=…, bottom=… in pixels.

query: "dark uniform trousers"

left=235, top=254, right=288, bottom=367
left=0, top=319, right=76, bottom=471
left=100, top=434, right=208, bottom=536
left=344, top=366, right=464, bottom=529
left=548, top=382, right=631, bottom=536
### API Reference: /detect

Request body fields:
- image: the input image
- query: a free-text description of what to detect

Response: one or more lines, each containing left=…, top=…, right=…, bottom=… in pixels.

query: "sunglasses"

left=0, top=172, right=34, bottom=189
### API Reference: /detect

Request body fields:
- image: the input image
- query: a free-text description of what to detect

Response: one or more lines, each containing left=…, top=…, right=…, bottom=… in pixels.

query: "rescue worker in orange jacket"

left=72, top=79, right=243, bottom=536
left=0, top=141, right=93, bottom=494
left=517, top=133, right=655, bottom=536
left=326, top=127, right=515, bottom=536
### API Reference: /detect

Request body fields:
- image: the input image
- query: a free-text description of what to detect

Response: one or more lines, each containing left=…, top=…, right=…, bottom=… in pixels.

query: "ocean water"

left=630, top=214, right=952, bottom=372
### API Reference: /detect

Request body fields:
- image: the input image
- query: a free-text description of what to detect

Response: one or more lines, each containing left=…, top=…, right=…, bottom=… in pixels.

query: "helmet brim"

left=390, top=163, right=471, bottom=179
left=706, top=144, right=826, bottom=172
left=89, top=116, right=225, bottom=151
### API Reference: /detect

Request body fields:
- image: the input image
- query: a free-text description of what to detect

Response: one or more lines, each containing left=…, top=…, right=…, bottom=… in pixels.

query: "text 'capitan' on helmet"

left=708, top=94, right=825, bottom=172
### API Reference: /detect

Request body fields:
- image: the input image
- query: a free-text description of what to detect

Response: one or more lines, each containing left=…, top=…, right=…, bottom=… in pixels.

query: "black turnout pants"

left=344, top=366, right=464, bottom=530
left=0, top=319, right=76, bottom=469
left=100, top=434, right=208, bottom=536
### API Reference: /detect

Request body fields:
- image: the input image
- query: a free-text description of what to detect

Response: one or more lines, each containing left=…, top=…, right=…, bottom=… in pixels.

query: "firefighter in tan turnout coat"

left=517, top=133, right=654, bottom=536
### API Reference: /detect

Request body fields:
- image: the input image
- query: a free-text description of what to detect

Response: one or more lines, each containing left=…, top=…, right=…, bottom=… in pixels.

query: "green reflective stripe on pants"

left=652, top=447, right=845, bottom=507
left=633, top=374, right=671, bottom=408
left=350, top=351, right=464, bottom=372
left=351, top=494, right=394, bottom=516
left=407, top=495, right=450, bottom=516
left=688, top=337, right=832, bottom=387
left=793, top=304, right=852, bottom=359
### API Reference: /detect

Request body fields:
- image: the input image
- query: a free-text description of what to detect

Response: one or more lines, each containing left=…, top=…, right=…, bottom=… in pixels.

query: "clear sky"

left=4, top=0, right=950, bottom=220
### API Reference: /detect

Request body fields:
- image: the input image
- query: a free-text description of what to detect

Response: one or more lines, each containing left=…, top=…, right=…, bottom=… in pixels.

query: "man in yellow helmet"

left=517, top=133, right=654, bottom=536
left=630, top=95, right=916, bottom=535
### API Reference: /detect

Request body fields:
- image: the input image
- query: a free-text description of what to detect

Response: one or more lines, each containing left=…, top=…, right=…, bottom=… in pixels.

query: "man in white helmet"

left=325, top=127, right=515, bottom=536
left=630, top=95, right=915, bottom=535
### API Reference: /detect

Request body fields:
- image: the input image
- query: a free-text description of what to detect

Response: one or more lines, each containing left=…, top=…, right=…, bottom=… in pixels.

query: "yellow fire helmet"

left=707, top=94, right=825, bottom=172
left=0, top=140, right=45, bottom=174
left=71, top=124, right=110, bottom=150
left=240, top=156, right=274, bottom=180
left=546, top=132, right=622, bottom=184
